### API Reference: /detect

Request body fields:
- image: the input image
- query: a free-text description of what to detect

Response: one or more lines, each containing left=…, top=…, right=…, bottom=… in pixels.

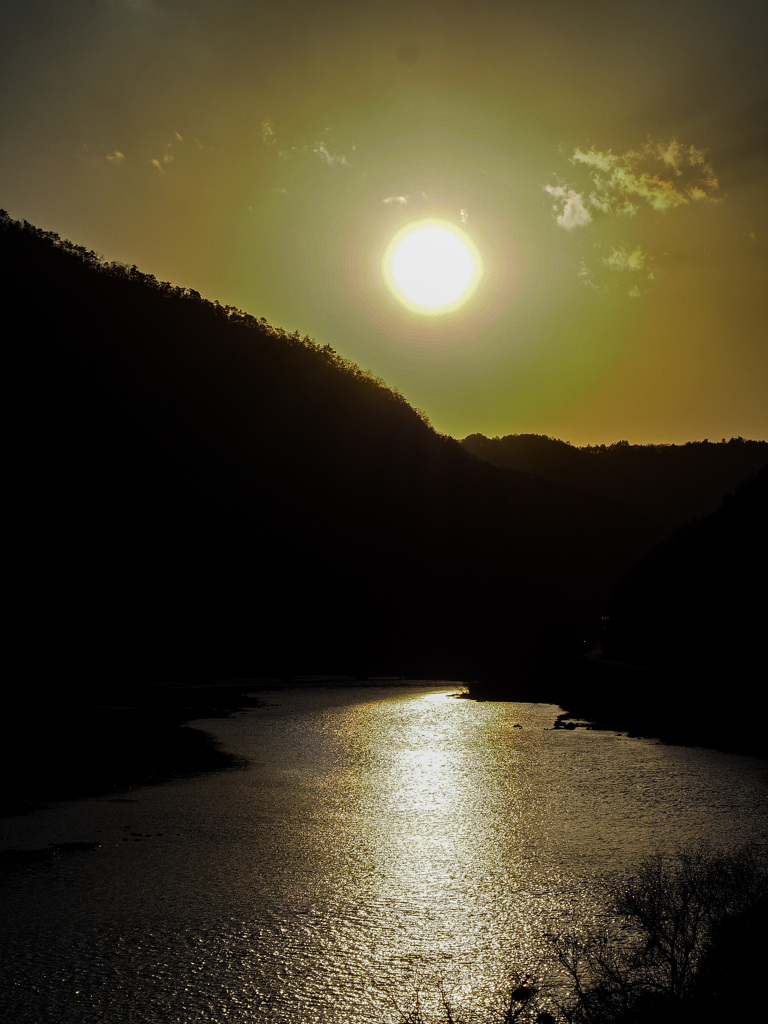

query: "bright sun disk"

left=383, top=219, right=483, bottom=315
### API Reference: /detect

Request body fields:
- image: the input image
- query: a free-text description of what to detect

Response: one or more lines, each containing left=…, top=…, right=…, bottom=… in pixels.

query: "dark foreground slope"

left=3, top=212, right=657, bottom=695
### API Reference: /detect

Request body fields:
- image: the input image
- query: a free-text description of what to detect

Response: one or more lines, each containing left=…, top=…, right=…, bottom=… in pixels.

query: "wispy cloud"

left=312, top=140, right=349, bottom=167
left=546, top=136, right=719, bottom=294
left=602, top=245, right=648, bottom=272
left=601, top=245, right=654, bottom=296
left=106, top=149, right=125, bottom=165
left=547, top=138, right=719, bottom=229
left=544, top=184, right=592, bottom=230
left=150, top=131, right=185, bottom=173
left=260, top=122, right=353, bottom=169
left=382, top=192, right=430, bottom=207
left=381, top=192, right=466, bottom=224
left=578, top=246, right=654, bottom=297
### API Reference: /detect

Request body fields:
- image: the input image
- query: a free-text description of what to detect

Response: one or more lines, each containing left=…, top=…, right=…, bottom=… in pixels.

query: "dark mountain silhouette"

left=460, top=434, right=768, bottom=753
left=461, top=433, right=767, bottom=534
left=3, top=211, right=658, bottom=698
left=604, top=464, right=767, bottom=674
left=557, top=466, right=768, bottom=756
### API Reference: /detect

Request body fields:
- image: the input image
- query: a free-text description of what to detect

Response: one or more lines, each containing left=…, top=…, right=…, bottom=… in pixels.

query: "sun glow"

left=383, top=219, right=483, bottom=315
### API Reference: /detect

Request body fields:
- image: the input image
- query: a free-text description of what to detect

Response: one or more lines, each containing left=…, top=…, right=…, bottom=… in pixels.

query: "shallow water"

left=1, top=685, right=766, bottom=1022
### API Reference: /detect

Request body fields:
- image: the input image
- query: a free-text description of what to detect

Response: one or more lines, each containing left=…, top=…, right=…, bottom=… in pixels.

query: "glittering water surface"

left=1, top=685, right=767, bottom=1023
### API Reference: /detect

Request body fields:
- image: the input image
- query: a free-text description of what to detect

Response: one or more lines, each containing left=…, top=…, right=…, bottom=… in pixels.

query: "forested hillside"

left=461, top=433, right=767, bottom=533
left=557, top=466, right=767, bottom=755
left=3, top=212, right=657, bottom=696
left=605, top=464, right=767, bottom=673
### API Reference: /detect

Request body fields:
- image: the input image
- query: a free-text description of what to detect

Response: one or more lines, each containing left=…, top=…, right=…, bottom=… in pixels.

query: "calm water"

left=1, top=685, right=767, bottom=1023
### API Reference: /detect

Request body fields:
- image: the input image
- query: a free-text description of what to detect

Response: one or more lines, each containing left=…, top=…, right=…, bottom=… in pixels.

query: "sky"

left=2, top=0, right=766, bottom=445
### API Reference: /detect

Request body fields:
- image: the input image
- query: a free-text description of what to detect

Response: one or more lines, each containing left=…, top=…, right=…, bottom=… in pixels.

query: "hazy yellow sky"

left=2, top=0, right=766, bottom=444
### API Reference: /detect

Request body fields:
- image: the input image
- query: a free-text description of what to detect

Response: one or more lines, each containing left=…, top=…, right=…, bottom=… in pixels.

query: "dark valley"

left=3, top=211, right=766, bottom=772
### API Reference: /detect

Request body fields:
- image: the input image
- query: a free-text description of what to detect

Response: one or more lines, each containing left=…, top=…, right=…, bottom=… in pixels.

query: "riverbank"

left=553, top=657, right=768, bottom=759
left=7, top=665, right=761, bottom=819
left=0, top=681, right=264, bottom=816
left=462, top=658, right=767, bottom=759
left=0, top=678, right=456, bottom=816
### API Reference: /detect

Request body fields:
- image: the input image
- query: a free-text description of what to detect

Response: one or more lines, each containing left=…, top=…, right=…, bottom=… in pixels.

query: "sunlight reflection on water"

left=1, top=685, right=766, bottom=1023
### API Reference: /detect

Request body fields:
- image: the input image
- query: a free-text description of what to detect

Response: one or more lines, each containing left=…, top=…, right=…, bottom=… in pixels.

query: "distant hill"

left=2, top=211, right=658, bottom=694
left=461, top=433, right=767, bottom=534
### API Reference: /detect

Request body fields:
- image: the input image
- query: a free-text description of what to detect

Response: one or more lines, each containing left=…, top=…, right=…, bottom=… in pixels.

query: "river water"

left=1, top=684, right=766, bottom=1023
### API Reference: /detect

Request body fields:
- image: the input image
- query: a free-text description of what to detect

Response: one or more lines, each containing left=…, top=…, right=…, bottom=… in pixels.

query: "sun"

left=383, top=219, right=483, bottom=315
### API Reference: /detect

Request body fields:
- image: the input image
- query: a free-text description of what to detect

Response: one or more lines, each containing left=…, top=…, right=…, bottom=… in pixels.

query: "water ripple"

left=1, top=686, right=766, bottom=1022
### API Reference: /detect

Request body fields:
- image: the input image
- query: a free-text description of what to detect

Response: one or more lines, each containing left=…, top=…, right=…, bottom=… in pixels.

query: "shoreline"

left=462, top=661, right=768, bottom=760
left=8, top=669, right=761, bottom=820
left=0, top=681, right=262, bottom=817
left=553, top=658, right=768, bottom=760
left=0, top=678, right=457, bottom=817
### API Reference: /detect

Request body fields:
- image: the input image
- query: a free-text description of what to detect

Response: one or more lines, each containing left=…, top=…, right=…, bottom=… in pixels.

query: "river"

left=1, top=684, right=766, bottom=1023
